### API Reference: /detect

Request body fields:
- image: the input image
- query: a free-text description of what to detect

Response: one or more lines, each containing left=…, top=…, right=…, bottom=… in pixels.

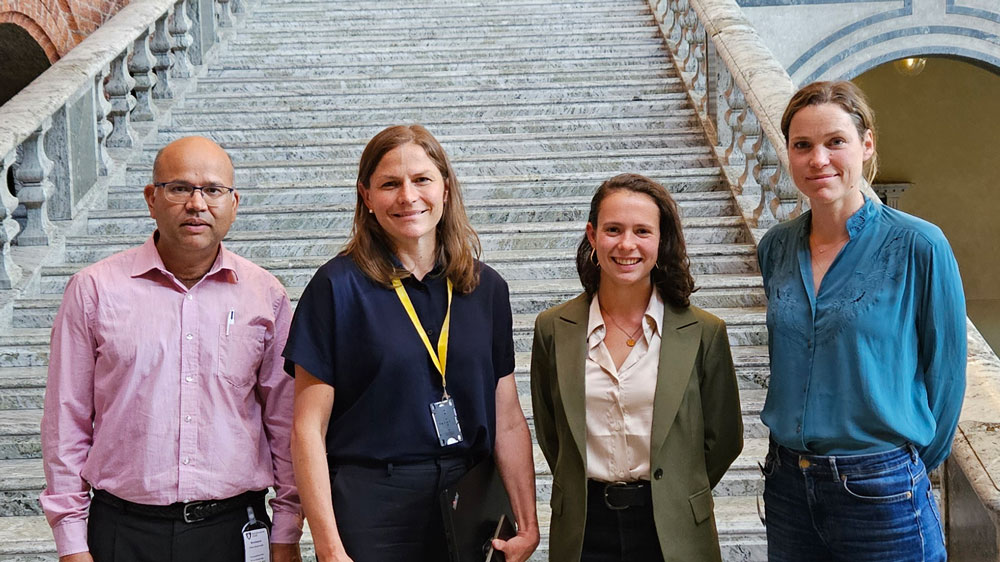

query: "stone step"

left=197, top=64, right=677, bottom=93
left=87, top=194, right=737, bottom=235
left=135, top=129, right=707, bottom=167
left=39, top=243, right=758, bottom=293
left=160, top=113, right=699, bottom=139
left=126, top=148, right=717, bottom=185
left=216, top=43, right=668, bottom=69
left=63, top=218, right=749, bottom=264
left=239, top=12, right=654, bottom=32
left=245, top=1, right=648, bottom=19
left=226, top=29, right=663, bottom=54
left=0, top=410, right=43, bottom=460
left=112, top=171, right=725, bottom=205
left=178, top=82, right=684, bottom=111
left=15, top=274, right=764, bottom=329
left=206, top=55, right=674, bottom=79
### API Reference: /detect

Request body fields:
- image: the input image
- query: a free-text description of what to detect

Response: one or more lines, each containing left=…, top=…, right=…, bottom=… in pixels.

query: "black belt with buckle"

left=588, top=479, right=652, bottom=510
left=93, top=489, right=266, bottom=523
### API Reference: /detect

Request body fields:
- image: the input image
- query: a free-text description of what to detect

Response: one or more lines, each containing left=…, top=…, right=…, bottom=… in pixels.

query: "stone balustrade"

left=0, top=0, right=247, bottom=290
left=647, top=0, right=1000, bottom=558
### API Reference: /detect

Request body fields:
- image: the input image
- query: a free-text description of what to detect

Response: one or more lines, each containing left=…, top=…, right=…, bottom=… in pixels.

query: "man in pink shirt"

left=41, top=137, right=302, bottom=562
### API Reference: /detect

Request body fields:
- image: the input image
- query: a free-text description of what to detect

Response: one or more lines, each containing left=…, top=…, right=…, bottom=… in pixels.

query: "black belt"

left=92, top=489, right=266, bottom=523
left=588, top=479, right=652, bottom=510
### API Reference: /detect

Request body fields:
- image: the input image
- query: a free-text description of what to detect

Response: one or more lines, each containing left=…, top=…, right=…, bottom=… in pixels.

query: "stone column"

left=95, top=70, right=113, bottom=175
left=13, top=120, right=55, bottom=247
left=152, top=13, right=174, bottom=100
left=0, top=151, right=22, bottom=289
left=106, top=49, right=137, bottom=148
left=129, top=29, right=158, bottom=121
left=169, top=0, right=194, bottom=79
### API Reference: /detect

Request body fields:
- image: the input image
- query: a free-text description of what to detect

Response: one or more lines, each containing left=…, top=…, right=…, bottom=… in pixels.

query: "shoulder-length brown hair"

left=344, top=124, right=481, bottom=292
left=576, top=174, right=695, bottom=308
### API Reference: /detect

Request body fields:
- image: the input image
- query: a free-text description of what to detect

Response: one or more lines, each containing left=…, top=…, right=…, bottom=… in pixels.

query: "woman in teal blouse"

left=757, top=81, right=966, bottom=561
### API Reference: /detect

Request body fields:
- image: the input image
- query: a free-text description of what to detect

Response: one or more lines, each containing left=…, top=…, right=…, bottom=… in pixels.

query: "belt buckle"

left=604, top=481, right=630, bottom=511
left=182, top=501, right=207, bottom=523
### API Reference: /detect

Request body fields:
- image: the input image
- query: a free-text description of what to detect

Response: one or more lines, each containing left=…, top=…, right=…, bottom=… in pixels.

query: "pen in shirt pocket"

left=226, top=309, right=235, bottom=336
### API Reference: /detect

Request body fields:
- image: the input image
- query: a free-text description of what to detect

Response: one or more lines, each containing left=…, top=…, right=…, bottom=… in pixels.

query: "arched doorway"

left=0, top=22, right=52, bottom=106
left=853, top=56, right=1000, bottom=352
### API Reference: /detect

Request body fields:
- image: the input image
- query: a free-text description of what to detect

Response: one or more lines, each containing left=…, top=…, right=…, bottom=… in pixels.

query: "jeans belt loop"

left=828, top=456, right=841, bottom=483
left=908, top=444, right=919, bottom=464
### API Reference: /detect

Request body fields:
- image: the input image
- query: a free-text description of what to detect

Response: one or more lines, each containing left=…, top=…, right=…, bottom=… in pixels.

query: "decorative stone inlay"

left=129, top=29, right=158, bottom=122
left=12, top=120, right=54, bottom=247
left=105, top=49, right=136, bottom=148
left=169, top=0, right=194, bottom=79
left=151, top=13, right=174, bottom=100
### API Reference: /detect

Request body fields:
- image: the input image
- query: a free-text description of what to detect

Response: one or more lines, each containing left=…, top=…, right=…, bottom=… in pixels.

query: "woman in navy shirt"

left=284, top=125, right=539, bottom=562
left=757, top=81, right=966, bottom=561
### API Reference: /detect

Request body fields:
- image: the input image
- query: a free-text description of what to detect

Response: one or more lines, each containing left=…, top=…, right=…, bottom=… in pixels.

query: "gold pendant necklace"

left=600, top=306, right=643, bottom=347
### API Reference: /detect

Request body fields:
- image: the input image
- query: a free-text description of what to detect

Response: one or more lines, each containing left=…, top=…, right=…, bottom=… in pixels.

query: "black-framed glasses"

left=155, top=182, right=235, bottom=206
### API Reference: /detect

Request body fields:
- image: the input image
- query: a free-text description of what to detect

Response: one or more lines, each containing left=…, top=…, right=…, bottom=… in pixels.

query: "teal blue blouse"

left=757, top=198, right=966, bottom=471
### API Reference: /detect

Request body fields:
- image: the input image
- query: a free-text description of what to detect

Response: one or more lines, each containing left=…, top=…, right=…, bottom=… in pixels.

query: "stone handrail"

left=647, top=0, right=1000, bottom=556
left=0, top=0, right=245, bottom=289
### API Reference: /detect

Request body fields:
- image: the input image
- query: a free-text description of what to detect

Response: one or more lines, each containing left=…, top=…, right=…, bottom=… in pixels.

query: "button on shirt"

left=585, top=292, right=663, bottom=482
left=40, top=238, right=301, bottom=556
left=757, top=198, right=967, bottom=471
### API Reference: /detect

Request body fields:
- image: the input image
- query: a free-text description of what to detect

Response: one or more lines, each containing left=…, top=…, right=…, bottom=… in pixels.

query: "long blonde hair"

left=345, top=124, right=482, bottom=292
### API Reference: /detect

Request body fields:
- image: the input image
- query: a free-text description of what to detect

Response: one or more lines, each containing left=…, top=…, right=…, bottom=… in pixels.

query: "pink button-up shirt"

left=40, top=237, right=301, bottom=556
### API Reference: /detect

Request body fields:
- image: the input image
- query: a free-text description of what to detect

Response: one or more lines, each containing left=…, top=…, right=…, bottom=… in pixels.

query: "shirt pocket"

left=217, top=324, right=266, bottom=388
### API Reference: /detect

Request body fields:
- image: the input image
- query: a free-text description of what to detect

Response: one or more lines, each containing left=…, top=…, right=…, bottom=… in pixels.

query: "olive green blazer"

left=530, top=293, right=743, bottom=562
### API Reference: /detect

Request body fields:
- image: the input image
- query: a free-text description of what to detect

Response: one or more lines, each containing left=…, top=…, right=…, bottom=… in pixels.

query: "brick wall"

left=0, top=0, right=131, bottom=62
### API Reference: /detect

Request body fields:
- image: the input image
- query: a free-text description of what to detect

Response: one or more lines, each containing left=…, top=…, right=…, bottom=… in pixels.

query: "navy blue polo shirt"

left=282, top=254, right=515, bottom=463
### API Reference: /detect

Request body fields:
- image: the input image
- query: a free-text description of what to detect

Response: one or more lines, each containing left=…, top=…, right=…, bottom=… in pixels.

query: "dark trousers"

left=330, top=456, right=470, bottom=562
left=581, top=480, right=664, bottom=562
left=87, top=492, right=271, bottom=562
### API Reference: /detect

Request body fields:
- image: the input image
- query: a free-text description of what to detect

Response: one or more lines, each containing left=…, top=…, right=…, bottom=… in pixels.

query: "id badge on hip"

left=242, top=506, right=270, bottom=562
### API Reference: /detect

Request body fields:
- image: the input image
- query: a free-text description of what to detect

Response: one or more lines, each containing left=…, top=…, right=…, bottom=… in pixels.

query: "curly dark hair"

left=576, top=173, right=695, bottom=308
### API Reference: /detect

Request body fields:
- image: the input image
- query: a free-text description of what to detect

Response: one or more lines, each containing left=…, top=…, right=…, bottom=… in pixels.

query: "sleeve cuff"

left=270, top=509, right=304, bottom=544
left=53, top=519, right=89, bottom=557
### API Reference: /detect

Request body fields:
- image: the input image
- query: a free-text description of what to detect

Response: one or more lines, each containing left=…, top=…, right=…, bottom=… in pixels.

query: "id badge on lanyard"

left=392, top=277, right=463, bottom=448
left=242, top=506, right=270, bottom=562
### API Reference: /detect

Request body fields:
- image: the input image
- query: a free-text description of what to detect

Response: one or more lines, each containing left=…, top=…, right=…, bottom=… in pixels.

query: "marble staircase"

left=0, top=0, right=769, bottom=559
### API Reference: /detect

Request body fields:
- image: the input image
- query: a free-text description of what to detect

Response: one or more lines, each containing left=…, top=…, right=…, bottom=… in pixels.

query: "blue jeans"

left=762, top=441, right=946, bottom=562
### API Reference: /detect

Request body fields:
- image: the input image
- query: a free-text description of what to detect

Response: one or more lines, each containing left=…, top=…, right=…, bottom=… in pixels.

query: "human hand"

left=271, top=542, right=302, bottom=562
left=59, top=553, right=94, bottom=562
left=492, top=528, right=540, bottom=562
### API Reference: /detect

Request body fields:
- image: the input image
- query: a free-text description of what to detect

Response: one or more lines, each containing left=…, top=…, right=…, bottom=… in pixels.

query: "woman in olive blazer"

left=530, top=174, right=743, bottom=562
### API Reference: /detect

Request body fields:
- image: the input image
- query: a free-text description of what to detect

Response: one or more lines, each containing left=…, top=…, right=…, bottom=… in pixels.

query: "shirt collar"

left=130, top=233, right=238, bottom=284
left=587, top=290, right=664, bottom=347
left=801, top=196, right=879, bottom=242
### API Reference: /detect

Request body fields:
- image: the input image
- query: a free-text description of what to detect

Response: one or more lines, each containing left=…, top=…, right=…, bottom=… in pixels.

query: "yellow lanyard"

left=391, top=277, right=453, bottom=398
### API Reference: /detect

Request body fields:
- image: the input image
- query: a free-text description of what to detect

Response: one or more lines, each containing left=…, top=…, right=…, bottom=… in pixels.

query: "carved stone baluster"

left=106, top=49, right=136, bottom=148
left=169, top=0, right=193, bottom=78
left=152, top=13, right=174, bottom=100
left=674, top=0, right=692, bottom=60
left=724, top=87, right=747, bottom=167
left=681, top=11, right=701, bottom=75
left=715, top=67, right=734, bottom=154
left=217, top=0, right=233, bottom=27
left=94, top=70, right=114, bottom=175
left=129, top=29, right=157, bottom=121
left=651, top=0, right=666, bottom=23
left=752, top=136, right=783, bottom=227
left=688, top=25, right=708, bottom=114
left=737, top=110, right=760, bottom=191
left=0, top=151, right=22, bottom=289
left=13, top=120, right=55, bottom=246
left=230, top=0, right=244, bottom=14
left=666, top=0, right=684, bottom=49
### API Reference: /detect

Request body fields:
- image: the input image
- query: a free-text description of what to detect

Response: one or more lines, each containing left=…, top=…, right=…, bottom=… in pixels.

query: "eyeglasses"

left=155, top=182, right=235, bottom=206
